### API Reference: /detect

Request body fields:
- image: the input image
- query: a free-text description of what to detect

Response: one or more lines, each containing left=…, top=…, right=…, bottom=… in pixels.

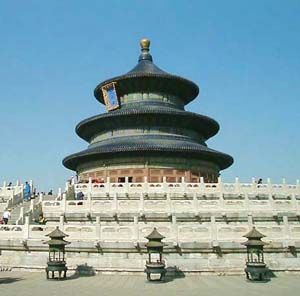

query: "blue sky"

left=0, top=0, right=299, bottom=192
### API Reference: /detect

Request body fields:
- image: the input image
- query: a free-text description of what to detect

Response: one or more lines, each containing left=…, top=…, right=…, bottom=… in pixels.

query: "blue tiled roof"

left=63, top=134, right=233, bottom=171
left=76, top=104, right=219, bottom=142
left=94, top=53, right=199, bottom=105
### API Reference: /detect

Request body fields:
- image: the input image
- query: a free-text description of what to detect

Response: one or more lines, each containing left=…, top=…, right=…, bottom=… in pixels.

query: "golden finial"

left=140, top=38, right=150, bottom=51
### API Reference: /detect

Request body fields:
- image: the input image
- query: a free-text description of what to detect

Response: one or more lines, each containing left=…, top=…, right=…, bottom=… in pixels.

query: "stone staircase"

left=8, top=197, right=42, bottom=225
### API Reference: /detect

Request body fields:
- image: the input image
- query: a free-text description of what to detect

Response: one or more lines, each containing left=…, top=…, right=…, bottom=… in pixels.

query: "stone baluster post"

left=24, top=216, right=30, bottom=240
left=267, top=178, right=276, bottom=215
left=267, top=177, right=272, bottom=195
left=96, top=216, right=101, bottom=240
left=166, top=193, right=171, bottom=216
left=162, top=176, right=167, bottom=192
left=235, top=177, right=240, bottom=192
left=245, top=193, right=250, bottom=214
left=283, top=215, right=291, bottom=247
left=296, top=179, right=300, bottom=191
left=114, top=193, right=118, bottom=215
left=247, top=214, right=253, bottom=228
left=143, top=176, right=148, bottom=192
left=291, top=193, right=299, bottom=216
left=134, top=216, right=139, bottom=242
left=139, top=193, right=144, bottom=216
left=58, top=187, right=62, bottom=199
left=218, top=177, right=224, bottom=214
left=282, top=178, right=287, bottom=192
left=211, top=216, right=218, bottom=246
left=39, top=192, right=43, bottom=203
left=59, top=215, right=65, bottom=230
left=251, top=177, right=256, bottom=191
left=88, top=178, right=92, bottom=213
left=106, top=177, right=110, bottom=195
left=217, top=176, right=222, bottom=190
left=181, top=176, right=186, bottom=193
left=62, top=193, right=67, bottom=213
left=21, top=183, right=24, bottom=200
left=172, top=215, right=178, bottom=244
left=193, top=193, right=199, bottom=216
left=219, top=181, right=224, bottom=212
left=199, top=176, right=205, bottom=193
left=30, top=198, right=34, bottom=212
left=19, top=207, right=24, bottom=225
left=65, top=181, right=69, bottom=192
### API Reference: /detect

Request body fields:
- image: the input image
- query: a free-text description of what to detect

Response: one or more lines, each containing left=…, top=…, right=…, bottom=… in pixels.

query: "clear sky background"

left=0, top=0, right=299, bottom=192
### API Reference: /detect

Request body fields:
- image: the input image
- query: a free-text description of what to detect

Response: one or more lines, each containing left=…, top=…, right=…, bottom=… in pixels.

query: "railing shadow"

left=266, top=267, right=277, bottom=279
left=164, top=266, right=185, bottom=283
left=0, top=277, right=23, bottom=284
left=67, top=263, right=96, bottom=280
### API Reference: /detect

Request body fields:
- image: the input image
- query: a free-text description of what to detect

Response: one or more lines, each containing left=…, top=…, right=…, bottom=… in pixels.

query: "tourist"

left=34, top=214, right=47, bottom=225
left=2, top=209, right=11, bottom=224
left=76, top=191, right=84, bottom=200
left=48, top=190, right=53, bottom=195
left=24, top=181, right=31, bottom=201
left=256, top=178, right=263, bottom=188
left=7, top=182, right=12, bottom=187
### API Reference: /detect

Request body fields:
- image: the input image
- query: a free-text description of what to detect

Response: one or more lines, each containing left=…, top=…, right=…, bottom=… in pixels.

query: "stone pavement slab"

left=0, top=271, right=299, bottom=296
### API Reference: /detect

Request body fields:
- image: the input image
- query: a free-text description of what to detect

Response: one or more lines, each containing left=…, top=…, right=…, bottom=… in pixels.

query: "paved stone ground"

left=0, top=271, right=299, bottom=296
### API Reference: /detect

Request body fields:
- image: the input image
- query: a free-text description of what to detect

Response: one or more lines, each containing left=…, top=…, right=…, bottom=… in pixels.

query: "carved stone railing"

left=73, top=177, right=300, bottom=197
left=43, top=178, right=300, bottom=218
left=0, top=183, right=24, bottom=212
left=0, top=216, right=299, bottom=249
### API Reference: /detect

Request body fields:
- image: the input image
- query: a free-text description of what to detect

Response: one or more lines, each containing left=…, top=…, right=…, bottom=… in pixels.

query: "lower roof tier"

left=76, top=104, right=219, bottom=142
left=63, top=134, right=233, bottom=171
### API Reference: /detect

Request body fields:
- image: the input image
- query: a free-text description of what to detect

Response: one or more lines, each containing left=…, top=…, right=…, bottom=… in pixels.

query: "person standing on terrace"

left=24, top=181, right=31, bottom=202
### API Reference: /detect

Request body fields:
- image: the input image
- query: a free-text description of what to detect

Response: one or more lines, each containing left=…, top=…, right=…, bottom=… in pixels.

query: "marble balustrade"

left=43, top=178, right=300, bottom=217
left=0, top=216, right=299, bottom=249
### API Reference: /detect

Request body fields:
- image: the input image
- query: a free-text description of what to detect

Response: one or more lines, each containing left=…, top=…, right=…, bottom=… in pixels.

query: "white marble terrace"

left=42, top=177, right=300, bottom=218
left=1, top=178, right=300, bottom=252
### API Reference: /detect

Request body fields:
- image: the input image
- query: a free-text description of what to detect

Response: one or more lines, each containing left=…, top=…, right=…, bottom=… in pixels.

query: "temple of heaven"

left=63, top=39, right=233, bottom=183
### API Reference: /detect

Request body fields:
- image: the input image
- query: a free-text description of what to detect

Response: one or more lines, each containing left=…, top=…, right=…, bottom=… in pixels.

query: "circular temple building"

left=63, top=39, right=233, bottom=183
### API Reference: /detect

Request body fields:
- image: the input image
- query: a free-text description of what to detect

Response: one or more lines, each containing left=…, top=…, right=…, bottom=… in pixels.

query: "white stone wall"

left=1, top=179, right=300, bottom=272
left=1, top=249, right=300, bottom=273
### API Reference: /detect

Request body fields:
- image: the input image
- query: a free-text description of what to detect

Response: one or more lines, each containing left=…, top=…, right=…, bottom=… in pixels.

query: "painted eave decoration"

left=101, top=82, right=120, bottom=111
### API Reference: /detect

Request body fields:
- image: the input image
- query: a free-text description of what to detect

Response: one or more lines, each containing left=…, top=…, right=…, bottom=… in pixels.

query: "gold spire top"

left=140, top=38, right=151, bottom=51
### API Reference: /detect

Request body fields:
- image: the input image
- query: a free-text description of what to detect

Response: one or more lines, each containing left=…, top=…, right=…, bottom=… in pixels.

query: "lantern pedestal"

left=44, top=227, right=70, bottom=281
left=46, top=261, right=68, bottom=280
left=144, top=228, right=167, bottom=282
left=245, top=262, right=268, bottom=281
left=242, top=227, right=269, bottom=282
left=145, top=261, right=166, bottom=281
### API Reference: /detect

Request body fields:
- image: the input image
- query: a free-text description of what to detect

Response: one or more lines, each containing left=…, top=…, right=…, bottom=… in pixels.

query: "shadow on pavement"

left=0, top=277, right=23, bottom=284
left=67, top=263, right=96, bottom=280
left=164, top=266, right=185, bottom=283
left=146, top=266, right=185, bottom=284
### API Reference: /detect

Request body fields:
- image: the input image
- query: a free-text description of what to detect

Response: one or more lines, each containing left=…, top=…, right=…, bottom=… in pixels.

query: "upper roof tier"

left=94, top=39, right=199, bottom=105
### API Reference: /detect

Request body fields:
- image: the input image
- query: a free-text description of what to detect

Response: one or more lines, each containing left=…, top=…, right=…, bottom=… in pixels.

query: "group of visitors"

left=1, top=210, right=47, bottom=226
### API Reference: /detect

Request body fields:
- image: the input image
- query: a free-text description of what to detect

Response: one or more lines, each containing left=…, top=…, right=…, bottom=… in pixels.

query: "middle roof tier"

left=76, top=104, right=220, bottom=143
